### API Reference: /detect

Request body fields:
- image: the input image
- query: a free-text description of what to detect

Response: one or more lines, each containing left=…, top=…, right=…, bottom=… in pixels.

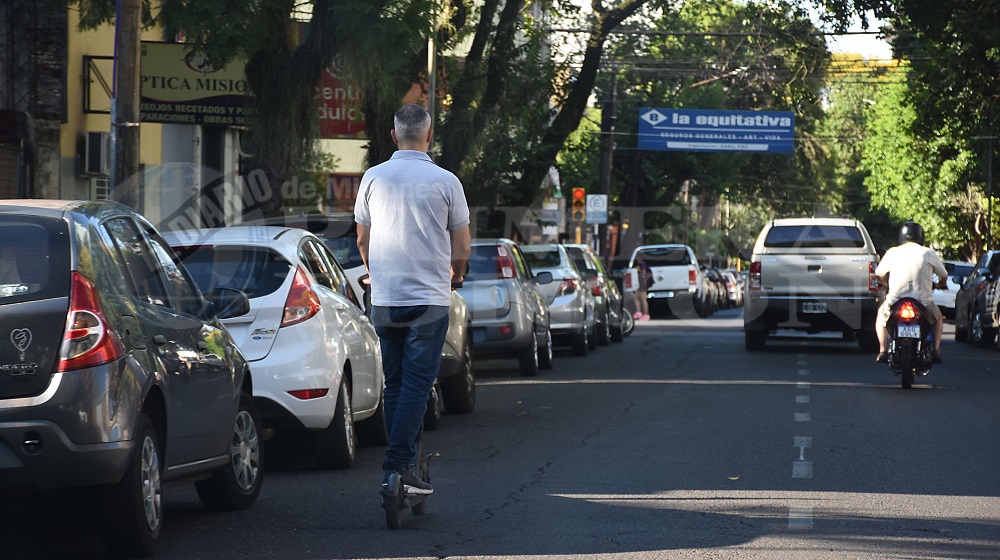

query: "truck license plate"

left=897, top=324, right=920, bottom=339
left=802, top=302, right=827, bottom=314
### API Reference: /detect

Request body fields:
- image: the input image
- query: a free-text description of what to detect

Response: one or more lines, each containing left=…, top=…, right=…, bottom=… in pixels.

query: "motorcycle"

left=885, top=297, right=933, bottom=389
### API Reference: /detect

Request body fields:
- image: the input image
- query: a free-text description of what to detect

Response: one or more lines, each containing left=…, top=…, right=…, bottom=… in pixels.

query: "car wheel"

left=744, top=329, right=767, bottom=351
left=195, top=390, right=264, bottom=510
left=610, top=306, right=625, bottom=342
left=442, top=337, right=476, bottom=414
left=955, top=305, right=970, bottom=341
left=356, top=388, right=389, bottom=446
left=572, top=325, right=589, bottom=356
left=620, top=310, right=635, bottom=337
left=518, top=329, right=540, bottom=376
left=423, top=381, right=444, bottom=431
left=596, top=311, right=611, bottom=346
left=970, top=309, right=996, bottom=347
left=96, top=413, right=162, bottom=559
left=538, top=327, right=554, bottom=370
left=314, top=377, right=356, bottom=469
left=587, top=322, right=598, bottom=351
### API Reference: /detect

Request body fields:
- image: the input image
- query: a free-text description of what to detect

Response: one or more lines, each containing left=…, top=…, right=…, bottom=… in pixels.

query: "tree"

left=75, top=0, right=433, bottom=216
left=861, top=71, right=985, bottom=259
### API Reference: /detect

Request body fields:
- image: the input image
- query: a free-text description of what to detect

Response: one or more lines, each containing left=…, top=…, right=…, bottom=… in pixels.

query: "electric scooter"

left=380, top=423, right=432, bottom=529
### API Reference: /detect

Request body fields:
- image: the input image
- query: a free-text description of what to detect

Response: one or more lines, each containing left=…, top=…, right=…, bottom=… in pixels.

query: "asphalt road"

left=6, top=309, right=1000, bottom=559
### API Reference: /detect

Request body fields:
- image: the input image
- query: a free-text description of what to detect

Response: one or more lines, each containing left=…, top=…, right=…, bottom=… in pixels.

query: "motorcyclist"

left=874, top=221, right=948, bottom=364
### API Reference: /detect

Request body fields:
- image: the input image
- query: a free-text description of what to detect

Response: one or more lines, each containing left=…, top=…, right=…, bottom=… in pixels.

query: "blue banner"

left=638, top=108, right=795, bottom=154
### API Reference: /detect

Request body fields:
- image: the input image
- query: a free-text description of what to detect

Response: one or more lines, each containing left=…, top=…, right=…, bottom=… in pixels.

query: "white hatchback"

left=164, top=226, right=385, bottom=470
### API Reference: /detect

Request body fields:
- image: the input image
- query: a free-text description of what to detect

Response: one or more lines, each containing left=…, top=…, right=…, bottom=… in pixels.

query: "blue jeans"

left=371, top=305, right=449, bottom=474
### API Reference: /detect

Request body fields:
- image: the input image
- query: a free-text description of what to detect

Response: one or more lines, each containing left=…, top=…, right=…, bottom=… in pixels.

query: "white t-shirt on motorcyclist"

left=875, top=242, right=948, bottom=307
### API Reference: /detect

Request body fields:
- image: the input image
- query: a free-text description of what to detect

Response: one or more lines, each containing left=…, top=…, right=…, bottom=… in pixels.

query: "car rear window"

left=565, top=247, right=590, bottom=272
left=0, top=216, right=70, bottom=304
left=172, top=245, right=292, bottom=298
left=764, top=225, right=865, bottom=248
left=317, top=236, right=365, bottom=270
left=522, top=248, right=561, bottom=269
left=636, top=247, right=691, bottom=265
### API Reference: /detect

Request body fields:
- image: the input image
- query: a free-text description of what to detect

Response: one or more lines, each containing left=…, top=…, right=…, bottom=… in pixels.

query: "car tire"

left=314, top=377, right=356, bottom=470
left=597, top=311, right=611, bottom=346
left=96, top=413, right=162, bottom=559
left=538, top=327, right=554, bottom=370
left=356, top=389, right=389, bottom=447
left=195, top=390, right=264, bottom=511
left=442, top=337, right=476, bottom=413
left=572, top=326, right=589, bottom=356
left=610, top=307, right=625, bottom=342
left=970, top=309, right=996, bottom=347
left=587, top=323, right=598, bottom=351
left=744, top=329, right=767, bottom=351
left=518, top=330, right=540, bottom=377
left=423, top=381, right=444, bottom=431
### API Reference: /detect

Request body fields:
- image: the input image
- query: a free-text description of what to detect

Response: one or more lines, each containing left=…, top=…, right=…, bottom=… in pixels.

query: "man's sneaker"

left=400, top=467, right=433, bottom=495
left=932, top=350, right=943, bottom=364
left=875, top=352, right=889, bottom=364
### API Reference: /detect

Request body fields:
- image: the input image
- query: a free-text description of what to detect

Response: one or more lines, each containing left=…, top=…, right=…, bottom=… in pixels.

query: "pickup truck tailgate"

left=760, top=250, right=872, bottom=296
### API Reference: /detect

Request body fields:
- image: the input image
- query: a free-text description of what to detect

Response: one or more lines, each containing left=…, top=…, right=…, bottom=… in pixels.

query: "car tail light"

left=558, top=278, right=578, bottom=296
left=869, top=263, right=879, bottom=292
left=897, top=301, right=919, bottom=321
left=496, top=246, right=515, bottom=279
left=588, top=277, right=601, bottom=297
left=749, top=262, right=762, bottom=291
left=282, top=267, right=321, bottom=327
left=688, top=268, right=697, bottom=287
left=288, top=388, right=329, bottom=400
left=58, top=272, right=124, bottom=372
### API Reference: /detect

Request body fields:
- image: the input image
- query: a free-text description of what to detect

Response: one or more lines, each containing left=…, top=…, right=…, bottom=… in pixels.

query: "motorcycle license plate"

left=896, top=324, right=920, bottom=339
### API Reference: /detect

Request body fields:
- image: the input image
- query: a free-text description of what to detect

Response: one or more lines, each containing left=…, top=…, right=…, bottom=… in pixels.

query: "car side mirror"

left=977, top=267, right=991, bottom=280
left=535, top=271, right=553, bottom=285
left=209, top=288, right=250, bottom=319
left=581, top=269, right=599, bottom=281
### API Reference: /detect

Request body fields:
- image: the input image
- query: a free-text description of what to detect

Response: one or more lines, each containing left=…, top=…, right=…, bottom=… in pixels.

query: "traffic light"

left=570, top=187, right=586, bottom=222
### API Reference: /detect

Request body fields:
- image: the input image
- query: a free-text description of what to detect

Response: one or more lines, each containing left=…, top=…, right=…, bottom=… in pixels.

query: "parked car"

left=722, top=269, right=744, bottom=308
left=0, top=200, right=262, bottom=557
left=240, top=213, right=475, bottom=427
left=954, top=250, right=1000, bottom=347
left=628, top=244, right=707, bottom=317
left=564, top=243, right=627, bottom=343
left=933, top=260, right=975, bottom=319
left=164, top=226, right=385, bottom=468
left=457, top=239, right=553, bottom=376
left=521, top=243, right=597, bottom=355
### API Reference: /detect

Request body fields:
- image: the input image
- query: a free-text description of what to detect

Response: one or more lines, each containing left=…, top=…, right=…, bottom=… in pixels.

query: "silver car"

left=457, top=239, right=553, bottom=376
left=564, top=243, right=627, bottom=344
left=521, top=244, right=597, bottom=356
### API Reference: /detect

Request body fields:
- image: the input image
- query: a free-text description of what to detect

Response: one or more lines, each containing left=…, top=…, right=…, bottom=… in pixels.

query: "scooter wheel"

left=381, top=475, right=404, bottom=529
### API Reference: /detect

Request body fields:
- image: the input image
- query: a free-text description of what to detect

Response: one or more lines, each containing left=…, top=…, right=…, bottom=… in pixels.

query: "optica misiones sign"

left=638, top=108, right=795, bottom=154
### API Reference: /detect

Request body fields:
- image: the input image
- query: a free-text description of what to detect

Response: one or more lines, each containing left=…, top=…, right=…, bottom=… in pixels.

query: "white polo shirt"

left=354, top=150, right=470, bottom=307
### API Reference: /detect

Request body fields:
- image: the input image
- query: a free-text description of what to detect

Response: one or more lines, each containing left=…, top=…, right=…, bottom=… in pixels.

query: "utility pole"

left=597, top=68, right=617, bottom=269
left=988, top=136, right=994, bottom=251
left=110, top=0, right=142, bottom=202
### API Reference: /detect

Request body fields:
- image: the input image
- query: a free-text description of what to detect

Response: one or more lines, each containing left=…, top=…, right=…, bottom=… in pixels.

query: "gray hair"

left=393, top=104, right=431, bottom=143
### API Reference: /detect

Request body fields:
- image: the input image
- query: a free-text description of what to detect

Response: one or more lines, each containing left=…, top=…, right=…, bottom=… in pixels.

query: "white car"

left=164, top=226, right=385, bottom=470
left=933, top=260, right=975, bottom=319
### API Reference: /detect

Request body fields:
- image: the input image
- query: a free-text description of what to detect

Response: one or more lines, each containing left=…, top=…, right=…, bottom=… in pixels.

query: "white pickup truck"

left=743, top=217, right=883, bottom=351
left=628, top=244, right=706, bottom=317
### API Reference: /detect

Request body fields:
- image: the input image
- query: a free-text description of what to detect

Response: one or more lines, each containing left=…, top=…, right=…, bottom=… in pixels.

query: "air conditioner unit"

left=83, top=131, right=111, bottom=176
left=89, top=177, right=111, bottom=200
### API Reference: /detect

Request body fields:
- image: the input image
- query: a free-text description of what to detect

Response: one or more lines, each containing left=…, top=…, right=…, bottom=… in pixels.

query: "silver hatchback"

left=521, top=244, right=597, bottom=356
left=456, top=239, right=553, bottom=376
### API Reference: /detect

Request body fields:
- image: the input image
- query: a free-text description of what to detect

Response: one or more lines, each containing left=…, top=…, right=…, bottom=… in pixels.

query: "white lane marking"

left=797, top=382, right=810, bottom=390
left=788, top=506, right=814, bottom=529
left=796, top=395, right=810, bottom=404
left=792, top=461, right=814, bottom=478
left=797, top=360, right=808, bottom=366
left=797, top=369, right=810, bottom=376
left=794, top=413, right=811, bottom=422
left=793, top=436, right=812, bottom=449
left=797, top=353, right=807, bottom=358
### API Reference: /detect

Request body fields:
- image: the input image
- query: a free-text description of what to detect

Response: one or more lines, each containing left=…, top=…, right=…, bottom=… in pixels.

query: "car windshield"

left=0, top=216, right=69, bottom=304
left=764, top=225, right=864, bottom=248
left=172, top=245, right=292, bottom=298
left=522, top=248, right=561, bottom=269
left=637, top=247, right=690, bottom=265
